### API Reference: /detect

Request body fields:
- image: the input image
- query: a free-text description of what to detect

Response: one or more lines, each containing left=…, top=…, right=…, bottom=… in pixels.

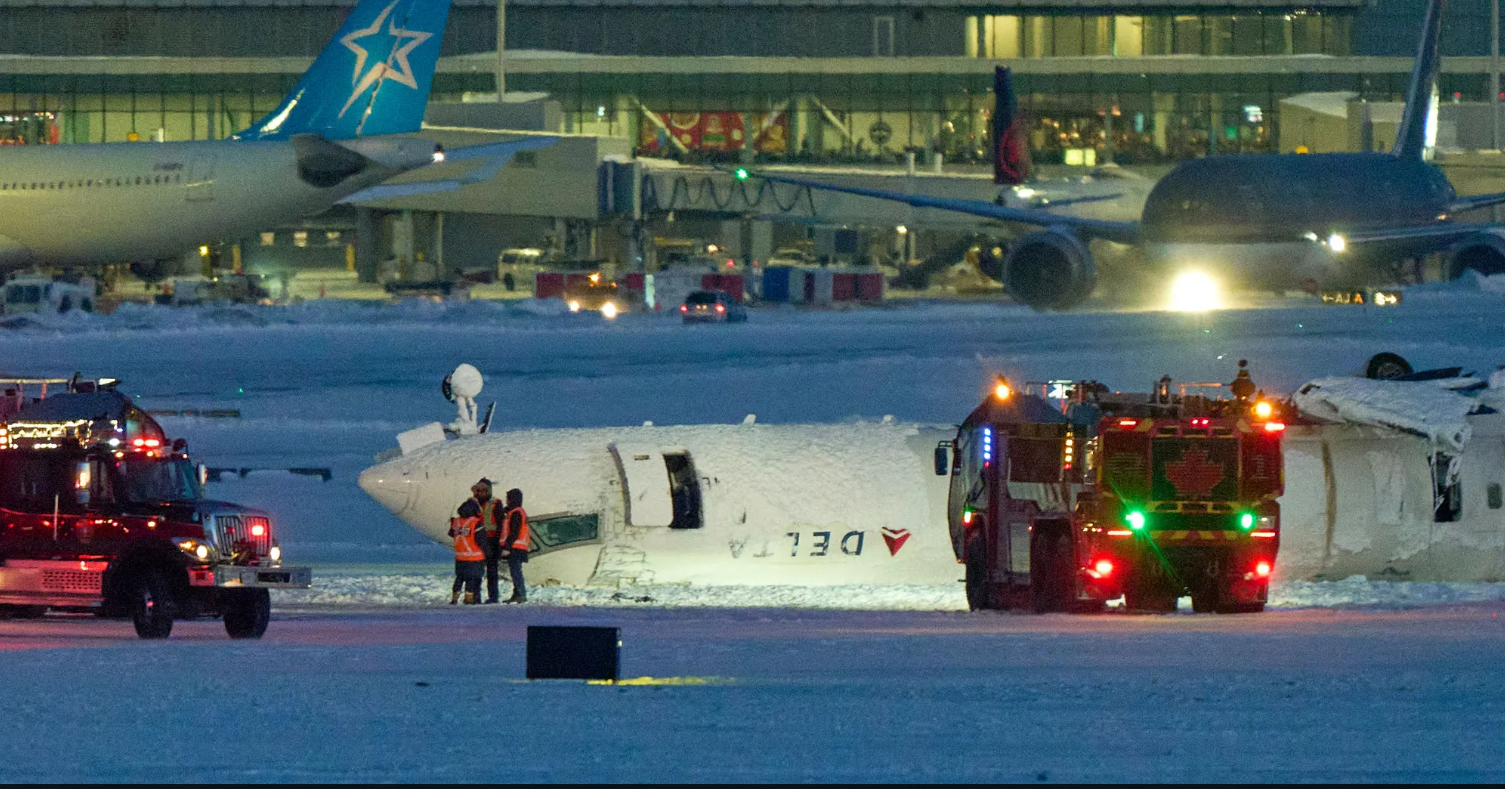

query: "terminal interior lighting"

left=1125, top=510, right=1147, bottom=531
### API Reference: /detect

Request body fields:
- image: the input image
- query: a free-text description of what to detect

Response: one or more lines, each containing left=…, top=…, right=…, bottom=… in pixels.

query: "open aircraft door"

left=609, top=443, right=674, bottom=527
left=186, top=153, right=215, bottom=201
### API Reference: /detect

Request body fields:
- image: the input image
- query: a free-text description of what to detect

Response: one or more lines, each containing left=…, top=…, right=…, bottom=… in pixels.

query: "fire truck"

left=941, top=371, right=1285, bottom=614
left=0, top=376, right=311, bottom=638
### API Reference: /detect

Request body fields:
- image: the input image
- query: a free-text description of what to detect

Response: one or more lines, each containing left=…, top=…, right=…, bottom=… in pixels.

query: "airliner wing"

left=340, top=136, right=557, bottom=203
left=749, top=171, right=1142, bottom=245
left=1341, top=222, right=1492, bottom=247
left=1448, top=191, right=1505, bottom=214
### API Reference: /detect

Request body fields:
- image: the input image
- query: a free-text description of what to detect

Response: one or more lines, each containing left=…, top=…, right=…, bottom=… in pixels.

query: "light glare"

left=1168, top=271, right=1222, bottom=312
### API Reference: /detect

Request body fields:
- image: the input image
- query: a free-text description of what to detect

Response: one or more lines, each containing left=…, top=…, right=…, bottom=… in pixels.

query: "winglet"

left=992, top=67, right=1030, bottom=185
left=237, top=0, right=453, bottom=141
left=1393, top=0, right=1446, bottom=160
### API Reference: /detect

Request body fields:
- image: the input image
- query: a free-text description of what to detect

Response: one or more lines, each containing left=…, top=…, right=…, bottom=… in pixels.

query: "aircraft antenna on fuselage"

left=1393, top=0, right=1446, bottom=160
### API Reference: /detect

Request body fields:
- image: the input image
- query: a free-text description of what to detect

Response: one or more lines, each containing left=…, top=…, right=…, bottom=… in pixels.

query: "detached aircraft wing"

left=1448, top=191, right=1505, bottom=214
left=340, top=135, right=557, bottom=203
left=1339, top=221, right=1497, bottom=248
left=748, top=171, right=1143, bottom=246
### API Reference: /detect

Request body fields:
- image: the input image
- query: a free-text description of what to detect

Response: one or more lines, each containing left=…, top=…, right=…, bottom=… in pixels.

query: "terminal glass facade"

left=967, top=12, right=1352, bottom=58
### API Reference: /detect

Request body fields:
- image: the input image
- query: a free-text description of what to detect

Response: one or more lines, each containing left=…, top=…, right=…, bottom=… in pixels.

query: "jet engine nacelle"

left=1445, top=229, right=1505, bottom=279
left=1002, top=226, right=1097, bottom=310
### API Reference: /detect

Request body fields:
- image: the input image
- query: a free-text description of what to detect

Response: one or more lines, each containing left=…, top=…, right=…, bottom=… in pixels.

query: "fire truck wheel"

left=1125, top=578, right=1178, bottom=614
left=131, top=570, right=177, bottom=639
left=1, top=605, right=46, bottom=620
left=964, top=535, right=992, bottom=611
left=223, top=589, right=271, bottom=639
left=1216, top=601, right=1267, bottom=614
left=1190, top=591, right=1218, bottom=614
left=1030, top=530, right=1073, bottom=614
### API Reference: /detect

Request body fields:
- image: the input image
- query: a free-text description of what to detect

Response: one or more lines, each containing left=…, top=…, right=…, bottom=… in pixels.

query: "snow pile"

left=1293, top=375, right=1477, bottom=451
left=276, top=570, right=970, bottom=610
left=275, top=569, right=1505, bottom=612
left=1271, top=576, right=1505, bottom=608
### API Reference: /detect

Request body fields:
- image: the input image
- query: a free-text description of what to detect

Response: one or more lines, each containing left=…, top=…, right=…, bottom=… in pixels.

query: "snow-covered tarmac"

left=3, top=288, right=1505, bottom=779
left=2, top=603, right=1504, bottom=781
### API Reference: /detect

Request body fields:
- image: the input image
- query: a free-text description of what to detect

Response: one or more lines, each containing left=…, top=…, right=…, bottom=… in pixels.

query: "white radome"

left=448, top=363, right=484, bottom=399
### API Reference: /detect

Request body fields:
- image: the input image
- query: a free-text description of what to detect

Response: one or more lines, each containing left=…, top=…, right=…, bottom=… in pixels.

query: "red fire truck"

left=0, top=376, right=311, bottom=638
left=941, top=372, right=1285, bottom=614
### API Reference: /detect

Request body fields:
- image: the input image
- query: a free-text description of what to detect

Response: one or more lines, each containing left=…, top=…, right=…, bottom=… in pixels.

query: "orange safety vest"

left=475, top=498, right=499, bottom=533
left=506, top=508, right=531, bottom=552
left=451, top=516, right=485, bottom=561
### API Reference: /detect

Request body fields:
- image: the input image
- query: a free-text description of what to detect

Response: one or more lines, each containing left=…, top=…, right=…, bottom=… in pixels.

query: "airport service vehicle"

left=564, top=273, right=640, bottom=318
left=0, top=377, right=310, bottom=638
left=680, top=290, right=747, bottom=324
left=945, top=375, right=1285, bottom=613
left=1, top=275, right=95, bottom=315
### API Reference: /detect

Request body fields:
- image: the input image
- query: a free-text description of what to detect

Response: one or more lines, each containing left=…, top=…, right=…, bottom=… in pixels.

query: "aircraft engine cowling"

left=1002, top=227, right=1097, bottom=310
left=1446, top=230, right=1505, bottom=280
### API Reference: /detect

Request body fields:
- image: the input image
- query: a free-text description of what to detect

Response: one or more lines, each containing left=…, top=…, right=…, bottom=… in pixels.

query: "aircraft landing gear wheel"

left=223, top=589, right=271, bottom=639
left=965, top=535, right=991, bottom=612
left=1366, top=352, right=1413, bottom=380
left=132, top=570, right=176, bottom=639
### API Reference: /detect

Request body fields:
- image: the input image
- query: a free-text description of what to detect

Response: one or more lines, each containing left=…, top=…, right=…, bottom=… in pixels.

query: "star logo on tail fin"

left=338, top=0, right=433, bottom=120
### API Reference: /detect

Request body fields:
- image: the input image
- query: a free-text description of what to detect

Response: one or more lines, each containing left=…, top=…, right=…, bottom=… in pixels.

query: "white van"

left=2, top=276, right=95, bottom=316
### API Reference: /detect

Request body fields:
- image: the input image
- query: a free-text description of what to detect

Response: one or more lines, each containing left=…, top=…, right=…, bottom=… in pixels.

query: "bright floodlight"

left=1327, top=233, right=1346, bottom=253
left=601, top=301, right=619, bottom=319
left=1168, top=271, right=1222, bottom=312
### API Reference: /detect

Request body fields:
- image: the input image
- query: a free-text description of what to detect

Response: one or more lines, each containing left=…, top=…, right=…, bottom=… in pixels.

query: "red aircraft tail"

left=992, top=67, right=1030, bottom=185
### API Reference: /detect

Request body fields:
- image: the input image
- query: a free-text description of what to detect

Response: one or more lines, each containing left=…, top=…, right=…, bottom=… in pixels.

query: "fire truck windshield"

left=117, top=456, right=203, bottom=503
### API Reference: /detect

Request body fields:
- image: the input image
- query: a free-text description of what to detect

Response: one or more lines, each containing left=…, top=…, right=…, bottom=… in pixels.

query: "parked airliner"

left=0, top=0, right=551, bottom=275
left=755, top=0, right=1505, bottom=309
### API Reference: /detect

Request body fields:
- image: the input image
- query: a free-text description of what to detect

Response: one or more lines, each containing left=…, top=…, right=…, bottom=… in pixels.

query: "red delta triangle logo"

left=1164, top=449, right=1226, bottom=497
left=881, top=528, right=910, bottom=556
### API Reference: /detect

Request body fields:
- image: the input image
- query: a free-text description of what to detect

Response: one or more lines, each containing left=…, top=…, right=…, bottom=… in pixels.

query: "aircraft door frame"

left=186, top=153, right=215, bottom=201
left=609, top=443, right=675, bottom=527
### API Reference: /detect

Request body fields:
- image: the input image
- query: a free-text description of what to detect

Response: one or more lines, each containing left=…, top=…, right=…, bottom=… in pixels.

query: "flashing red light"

left=144, top=439, right=161, bottom=448
left=715, top=304, right=726, bottom=313
left=680, top=304, right=688, bottom=313
left=725, top=259, right=735, bottom=268
left=1255, top=561, right=1272, bottom=578
left=1106, top=529, right=1133, bottom=537
left=1264, top=422, right=1286, bottom=433
left=131, top=438, right=145, bottom=447
left=250, top=524, right=266, bottom=537
left=1093, top=559, right=1114, bottom=576
left=1190, top=417, right=1210, bottom=427
left=1116, top=418, right=1139, bottom=429
left=1251, top=530, right=1277, bottom=539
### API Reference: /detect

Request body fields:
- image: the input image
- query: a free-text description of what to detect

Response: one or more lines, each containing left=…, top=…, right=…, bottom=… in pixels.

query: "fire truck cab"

left=942, top=371, right=1286, bottom=614
left=0, top=376, right=311, bottom=638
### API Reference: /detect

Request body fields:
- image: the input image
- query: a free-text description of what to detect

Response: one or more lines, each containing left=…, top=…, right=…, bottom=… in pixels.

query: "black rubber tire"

left=1366, top=352, right=1413, bottom=380
left=1190, top=592, right=1218, bottom=614
left=132, top=570, right=176, bottom=639
left=1125, top=575, right=1178, bottom=614
left=1031, top=531, right=1073, bottom=614
left=223, top=589, right=271, bottom=639
left=964, top=535, right=990, bottom=612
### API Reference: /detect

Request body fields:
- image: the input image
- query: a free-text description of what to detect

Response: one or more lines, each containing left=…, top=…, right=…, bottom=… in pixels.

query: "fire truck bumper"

left=189, top=565, right=312, bottom=589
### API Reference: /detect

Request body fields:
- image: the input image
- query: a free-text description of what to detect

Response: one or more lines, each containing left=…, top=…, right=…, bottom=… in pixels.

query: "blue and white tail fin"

left=1393, top=0, right=1446, bottom=160
left=236, top=0, right=452, bottom=140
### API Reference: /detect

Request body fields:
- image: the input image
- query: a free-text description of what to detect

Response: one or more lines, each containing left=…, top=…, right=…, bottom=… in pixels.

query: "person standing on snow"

left=448, top=510, right=485, bottom=605
left=458, top=479, right=503, bottom=603
left=499, top=488, right=531, bottom=604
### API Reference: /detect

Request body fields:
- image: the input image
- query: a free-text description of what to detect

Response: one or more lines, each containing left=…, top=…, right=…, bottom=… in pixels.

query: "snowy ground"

left=2, top=286, right=1505, bottom=779
left=2, top=604, right=1505, bottom=780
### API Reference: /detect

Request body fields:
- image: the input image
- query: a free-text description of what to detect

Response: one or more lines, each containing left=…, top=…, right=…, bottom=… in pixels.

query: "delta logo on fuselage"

left=338, top=0, right=434, bottom=119
left=727, top=528, right=912, bottom=559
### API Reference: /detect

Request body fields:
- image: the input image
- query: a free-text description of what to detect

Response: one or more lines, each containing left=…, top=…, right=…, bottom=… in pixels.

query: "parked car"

left=680, top=290, right=747, bottom=324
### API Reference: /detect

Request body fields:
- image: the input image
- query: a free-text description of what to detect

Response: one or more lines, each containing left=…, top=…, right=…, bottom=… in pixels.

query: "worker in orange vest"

left=448, top=511, right=486, bottom=605
left=499, top=487, right=531, bottom=604
left=458, top=479, right=502, bottom=603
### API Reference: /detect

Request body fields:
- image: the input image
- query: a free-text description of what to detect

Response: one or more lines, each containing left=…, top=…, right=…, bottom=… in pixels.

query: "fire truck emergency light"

left=1253, top=400, right=1274, bottom=420
left=993, top=376, right=1012, bottom=401
left=1125, top=510, right=1147, bottom=530
left=1239, top=513, right=1255, bottom=530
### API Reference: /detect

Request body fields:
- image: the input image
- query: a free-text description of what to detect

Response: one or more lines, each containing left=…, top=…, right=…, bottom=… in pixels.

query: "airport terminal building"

left=0, top=0, right=1498, bottom=164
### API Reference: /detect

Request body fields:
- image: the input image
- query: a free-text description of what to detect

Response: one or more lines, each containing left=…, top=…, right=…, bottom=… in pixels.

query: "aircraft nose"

left=358, top=465, right=418, bottom=517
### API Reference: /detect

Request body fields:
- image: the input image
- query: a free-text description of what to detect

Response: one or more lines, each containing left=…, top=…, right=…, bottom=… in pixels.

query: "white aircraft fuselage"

left=359, top=422, right=960, bottom=588
left=0, top=135, right=437, bottom=268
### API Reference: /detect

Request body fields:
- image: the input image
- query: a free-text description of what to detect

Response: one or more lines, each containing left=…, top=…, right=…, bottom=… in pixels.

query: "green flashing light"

left=1125, top=510, right=1147, bottom=531
left=1239, top=512, right=1255, bottom=530
left=733, top=168, right=750, bottom=181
